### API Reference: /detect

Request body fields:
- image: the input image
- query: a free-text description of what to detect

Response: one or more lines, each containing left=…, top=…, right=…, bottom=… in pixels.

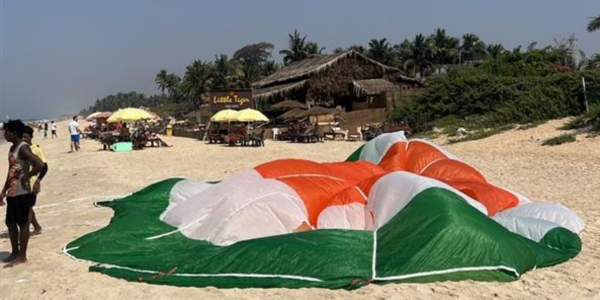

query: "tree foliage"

left=391, top=47, right=600, bottom=132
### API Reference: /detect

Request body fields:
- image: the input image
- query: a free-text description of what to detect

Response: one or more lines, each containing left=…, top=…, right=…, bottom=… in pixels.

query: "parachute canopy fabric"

left=66, top=132, right=584, bottom=289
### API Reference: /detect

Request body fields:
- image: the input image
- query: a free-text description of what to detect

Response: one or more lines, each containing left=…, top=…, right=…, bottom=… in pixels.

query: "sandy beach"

left=0, top=119, right=599, bottom=300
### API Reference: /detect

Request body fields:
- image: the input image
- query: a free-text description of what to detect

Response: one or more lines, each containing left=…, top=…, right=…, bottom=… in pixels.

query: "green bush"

left=561, top=104, right=600, bottom=132
left=391, top=57, right=600, bottom=133
left=542, top=134, right=576, bottom=146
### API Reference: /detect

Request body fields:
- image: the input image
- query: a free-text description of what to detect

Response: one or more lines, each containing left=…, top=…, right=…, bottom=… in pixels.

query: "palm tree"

left=486, top=43, right=505, bottom=59
left=460, top=33, right=487, bottom=63
left=279, top=30, right=309, bottom=65
left=368, top=38, right=394, bottom=65
left=181, top=60, right=213, bottom=107
left=155, top=69, right=169, bottom=96
left=428, top=28, right=459, bottom=73
left=165, top=73, right=182, bottom=100
left=403, top=34, right=434, bottom=78
left=347, top=45, right=367, bottom=56
left=589, top=53, right=600, bottom=69
left=305, top=42, right=325, bottom=58
left=588, top=15, right=600, bottom=32
left=212, top=54, right=241, bottom=90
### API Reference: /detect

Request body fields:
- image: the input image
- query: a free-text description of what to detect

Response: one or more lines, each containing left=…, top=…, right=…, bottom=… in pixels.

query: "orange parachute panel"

left=420, top=159, right=487, bottom=184
left=327, top=186, right=368, bottom=206
left=277, top=176, right=359, bottom=226
left=404, top=141, right=449, bottom=174
left=322, top=161, right=386, bottom=185
left=446, top=181, right=519, bottom=215
left=356, top=173, right=388, bottom=198
left=256, top=159, right=337, bottom=179
left=377, top=141, right=408, bottom=171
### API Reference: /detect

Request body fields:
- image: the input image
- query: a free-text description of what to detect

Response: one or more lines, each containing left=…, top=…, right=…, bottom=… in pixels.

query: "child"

left=0, top=120, right=44, bottom=265
left=22, top=126, right=48, bottom=235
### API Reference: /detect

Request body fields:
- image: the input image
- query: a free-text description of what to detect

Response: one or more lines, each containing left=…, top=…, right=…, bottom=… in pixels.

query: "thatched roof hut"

left=277, top=108, right=306, bottom=120
left=271, top=100, right=307, bottom=109
left=353, top=79, right=400, bottom=96
left=252, top=50, right=420, bottom=110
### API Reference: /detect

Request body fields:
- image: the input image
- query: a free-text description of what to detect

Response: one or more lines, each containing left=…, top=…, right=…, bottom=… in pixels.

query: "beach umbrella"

left=210, top=109, right=239, bottom=122
left=271, top=100, right=307, bottom=109
left=94, top=112, right=113, bottom=120
left=86, top=111, right=103, bottom=120
left=234, top=108, right=269, bottom=122
left=277, top=108, right=306, bottom=120
left=107, top=108, right=154, bottom=123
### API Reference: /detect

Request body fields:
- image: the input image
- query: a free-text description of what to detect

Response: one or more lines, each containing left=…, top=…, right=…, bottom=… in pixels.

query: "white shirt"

left=69, top=121, right=79, bottom=135
left=51, top=123, right=57, bottom=130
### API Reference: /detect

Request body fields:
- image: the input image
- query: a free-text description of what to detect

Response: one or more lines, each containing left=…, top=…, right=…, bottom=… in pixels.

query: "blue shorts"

left=71, top=134, right=80, bottom=142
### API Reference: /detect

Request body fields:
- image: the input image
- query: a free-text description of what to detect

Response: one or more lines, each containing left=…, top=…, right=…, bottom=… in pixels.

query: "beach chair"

left=347, top=127, right=363, bottom=141
left=249, top=129, right=266, bottom=147
left=272, top=128, right=281, bottom=141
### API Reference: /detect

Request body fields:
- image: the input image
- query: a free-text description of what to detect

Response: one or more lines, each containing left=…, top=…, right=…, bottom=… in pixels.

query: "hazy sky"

left=1, top=0, right=599, bottom=120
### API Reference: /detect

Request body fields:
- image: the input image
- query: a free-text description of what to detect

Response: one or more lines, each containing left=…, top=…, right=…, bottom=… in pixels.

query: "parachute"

left=65, top=132, right=584, bottom=289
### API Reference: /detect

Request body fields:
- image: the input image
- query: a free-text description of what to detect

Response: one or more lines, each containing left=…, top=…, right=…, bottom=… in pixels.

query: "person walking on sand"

left=51, top=121, right=57, bottom=138
left=43, top=122, right=48, bottom=139
left=68, top=116, right=81, bottom=153
left=0, top=120, right=45, bottom=265
left=22, top=126, right=48, bottom=235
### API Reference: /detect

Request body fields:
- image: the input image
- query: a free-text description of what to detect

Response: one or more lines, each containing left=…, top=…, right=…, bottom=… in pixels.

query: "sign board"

left=209, top=90, right=253, bottom=113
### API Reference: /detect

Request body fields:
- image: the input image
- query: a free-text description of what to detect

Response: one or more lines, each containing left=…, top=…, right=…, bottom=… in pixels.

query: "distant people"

left=43, top=122, right=48, bottom=139
left=0, top=120, right=45, bottom=265
left=51, top=121, right=57, bottom=138
left=22, top=126, right=48, bottom=235
left=68, top=116, right=81, bottom=153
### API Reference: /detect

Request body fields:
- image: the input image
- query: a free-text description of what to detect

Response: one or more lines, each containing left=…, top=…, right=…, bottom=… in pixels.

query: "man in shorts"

left=51, top=121, right=57, bottom=138
left=22, top=126, right=48, bottom=235
left=68, top=116, right=81, bottom=153
left=0, top=120, right=45, bottom=265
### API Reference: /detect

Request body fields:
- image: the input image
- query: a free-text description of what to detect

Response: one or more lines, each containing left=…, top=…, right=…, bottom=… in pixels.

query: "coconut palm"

left=460, top=33, right=487, bottom=62
left=165, top=73, right=182, bottom=100
left=181, top=60, right=213, bottom=107
left=588, top=15, right=600, bottom=32
left=155, top=69, right=169, bottom=96
left=279, top=30, right=309, bottom=65
left=212, top=54, right=241, bottom=90
left=403, top=34, right=434, bottom=78
left=589, top=53, right=600, bottom=69
left=306, top=42, right=325, bottom=58
left=428, top=28, right=459, bottom=73
left=368, top=38, right=394, bottom=65
left=486, top=43, right=505, bottom=59
left=348, top=44, right=367, bottom=56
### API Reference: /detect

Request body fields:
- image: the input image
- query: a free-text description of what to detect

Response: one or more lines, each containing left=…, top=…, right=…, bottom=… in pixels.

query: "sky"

left=1, top=0, right=599, bottom=120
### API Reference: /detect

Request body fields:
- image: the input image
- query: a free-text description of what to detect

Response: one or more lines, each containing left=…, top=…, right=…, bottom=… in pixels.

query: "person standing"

left=43, top=122, right=48, bottom=139
left=0, top=120, right=44, bottom=265
left=68, top=116, right=81, bottom=153
left=51, top=121, right=57, bottom=138
left=22, top=126, right=48, bottom=235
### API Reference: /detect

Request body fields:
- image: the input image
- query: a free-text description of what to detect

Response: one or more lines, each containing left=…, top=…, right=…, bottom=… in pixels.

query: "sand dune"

left=0, top=118, right=598, bottom=300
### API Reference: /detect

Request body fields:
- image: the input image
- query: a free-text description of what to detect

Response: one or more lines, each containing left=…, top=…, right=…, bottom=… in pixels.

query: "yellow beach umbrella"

left=107, top=108, right=154, bottom=123
left=234, top=108, right=269, bottom=122
left=210, top=109, right=239, bottom=122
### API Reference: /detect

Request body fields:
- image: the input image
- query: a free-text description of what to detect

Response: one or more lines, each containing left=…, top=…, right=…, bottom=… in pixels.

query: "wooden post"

left=582, top=77, right=589, bottom=114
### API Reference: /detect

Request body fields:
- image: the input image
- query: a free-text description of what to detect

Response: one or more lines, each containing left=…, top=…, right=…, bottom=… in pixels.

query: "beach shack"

left=252, top=50, right=421, bottom=114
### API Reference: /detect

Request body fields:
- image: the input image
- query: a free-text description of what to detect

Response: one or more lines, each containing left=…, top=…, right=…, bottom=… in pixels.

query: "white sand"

left=0, top=119, right=598, bottom=300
